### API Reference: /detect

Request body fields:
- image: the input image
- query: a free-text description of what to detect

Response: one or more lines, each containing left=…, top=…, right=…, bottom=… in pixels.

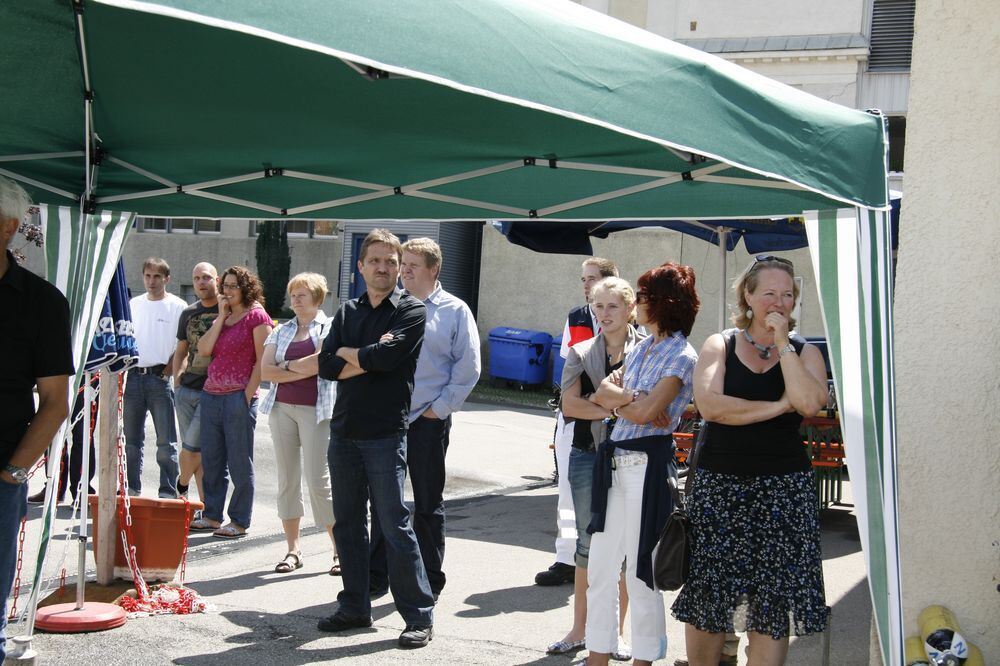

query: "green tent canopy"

left=1, top=0, right=888, bottom=220
left=0, top=1, right=901, bottom=663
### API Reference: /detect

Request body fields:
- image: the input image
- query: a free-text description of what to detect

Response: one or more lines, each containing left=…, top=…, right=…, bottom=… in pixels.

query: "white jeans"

left=586, top=461, right=667, bottom=661
left=553, top=411, right=576, bottom=565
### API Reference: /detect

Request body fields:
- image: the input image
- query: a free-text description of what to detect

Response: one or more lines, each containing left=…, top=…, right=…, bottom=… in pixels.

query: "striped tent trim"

left=22, top=205, right=134, bottom=633
left=805, top=208, right=903, bottom=665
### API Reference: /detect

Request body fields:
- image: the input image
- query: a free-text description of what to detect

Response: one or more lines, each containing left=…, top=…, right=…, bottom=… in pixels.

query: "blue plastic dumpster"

left=488, top=327, right=552, bottom=385
left=550, top=335, right=565, bottom=387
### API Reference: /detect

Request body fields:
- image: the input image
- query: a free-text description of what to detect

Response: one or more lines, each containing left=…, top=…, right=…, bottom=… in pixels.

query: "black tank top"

left=699, top=330, right=810, bottom=476
left=572, top=356, right=623, bottom=451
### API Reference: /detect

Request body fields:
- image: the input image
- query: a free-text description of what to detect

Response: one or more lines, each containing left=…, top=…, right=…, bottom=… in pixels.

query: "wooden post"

left=95, top=372, right=120, bottom=585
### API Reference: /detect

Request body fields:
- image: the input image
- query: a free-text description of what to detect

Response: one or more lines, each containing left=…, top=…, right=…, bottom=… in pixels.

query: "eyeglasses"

left=222, top=283, right=240, bottom=290
left=635, top=290, right=650, bottom=304
left=753, top=254, right=793, bottom=268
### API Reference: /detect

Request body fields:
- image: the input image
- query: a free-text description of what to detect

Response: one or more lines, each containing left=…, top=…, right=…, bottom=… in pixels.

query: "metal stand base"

left=34, top=602, right=126, bottom=633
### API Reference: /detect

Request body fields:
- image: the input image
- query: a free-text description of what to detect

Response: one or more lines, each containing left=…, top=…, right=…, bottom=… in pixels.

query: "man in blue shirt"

left=369, top=238, right=481, bottom=603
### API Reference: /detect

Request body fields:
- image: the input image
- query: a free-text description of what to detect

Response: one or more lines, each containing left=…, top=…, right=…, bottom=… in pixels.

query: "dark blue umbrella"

left=84, top=259, right=138, bottom=373
left=496, top=195, right=900, bottom=328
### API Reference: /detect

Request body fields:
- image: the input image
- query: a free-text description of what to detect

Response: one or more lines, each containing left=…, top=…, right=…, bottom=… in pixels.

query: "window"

left=136, top=217, right=220, bottom=234
left=249, top=220, right=337, bottom=238
left=139, top=217, right=168, bottom=232
left=313, top=220, right=338, bottom=237
left=868, top=0, right=916, bottom=72
left=180, top=284, right=198, bottom=304
left=196, top=219, right=221, bottom=234
left=887, top=116, right=906, bottom=173
left=170, top=218, right=195, bottom=233
left=285, top=220, right=311, bottom=236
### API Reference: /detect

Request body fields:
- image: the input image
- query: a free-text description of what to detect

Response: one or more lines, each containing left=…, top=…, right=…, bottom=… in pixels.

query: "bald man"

left=172, top=262, right=219, bottom=504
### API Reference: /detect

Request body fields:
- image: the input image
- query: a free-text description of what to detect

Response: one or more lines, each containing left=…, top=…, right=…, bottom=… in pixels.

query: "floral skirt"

left=671, top=468, right=830, bottom=639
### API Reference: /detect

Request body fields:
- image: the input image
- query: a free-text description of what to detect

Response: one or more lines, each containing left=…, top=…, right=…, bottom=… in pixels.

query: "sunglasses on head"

left=753, top=254, right=793, bottom=268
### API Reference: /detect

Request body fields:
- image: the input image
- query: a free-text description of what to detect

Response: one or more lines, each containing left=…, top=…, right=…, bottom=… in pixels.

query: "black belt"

left=132, top=364, right=167, bottom=375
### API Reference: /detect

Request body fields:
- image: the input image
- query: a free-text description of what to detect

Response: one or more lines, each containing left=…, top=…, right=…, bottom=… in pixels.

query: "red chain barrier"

left=6, top=518, right=28, bottom=621
left=111, top=376, right=205, bottom=615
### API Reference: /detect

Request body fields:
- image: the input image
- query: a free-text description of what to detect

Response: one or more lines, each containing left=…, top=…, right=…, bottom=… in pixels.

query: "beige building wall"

left=893, top=0, right=1000, bottom=659
left=643, top=0, right=864, bottom=39
left=476, top=224, right=823, bottom=366
left=120, top=219, right=342, bottom=314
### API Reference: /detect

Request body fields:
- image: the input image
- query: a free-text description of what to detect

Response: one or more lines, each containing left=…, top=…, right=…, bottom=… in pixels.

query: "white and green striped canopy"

left=20, top=206, right=134, bottom=635
left=806, top=208, right=902, bottom=664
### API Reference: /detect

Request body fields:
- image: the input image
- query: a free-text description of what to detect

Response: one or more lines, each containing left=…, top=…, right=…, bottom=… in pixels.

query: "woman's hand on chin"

left=763, top=311, right=790, bottom=346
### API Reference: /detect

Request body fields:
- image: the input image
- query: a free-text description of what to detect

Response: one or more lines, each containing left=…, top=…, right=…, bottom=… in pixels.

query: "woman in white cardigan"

left=260, top=272, right=338, bottom=575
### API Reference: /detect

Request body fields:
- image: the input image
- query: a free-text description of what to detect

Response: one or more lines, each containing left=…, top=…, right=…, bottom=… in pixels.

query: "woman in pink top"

left=189, top=266, right=273, bottom=539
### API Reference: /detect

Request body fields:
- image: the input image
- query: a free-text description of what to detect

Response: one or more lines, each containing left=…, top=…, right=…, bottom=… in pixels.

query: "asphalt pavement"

left=11, top=402, right=872, bottom=665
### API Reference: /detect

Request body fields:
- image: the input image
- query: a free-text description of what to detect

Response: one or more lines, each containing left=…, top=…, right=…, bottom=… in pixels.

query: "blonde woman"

left=548, top=277, right=643, bottom=660
left=260, top=273, right=339, bottom=574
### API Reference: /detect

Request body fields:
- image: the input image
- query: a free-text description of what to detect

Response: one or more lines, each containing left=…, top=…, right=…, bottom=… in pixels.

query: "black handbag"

left=652, top=419, right=705, bottom=592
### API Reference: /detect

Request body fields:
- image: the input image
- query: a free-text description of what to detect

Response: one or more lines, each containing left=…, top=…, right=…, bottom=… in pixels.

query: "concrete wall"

left=892, top=0, right=1000, bottom=659
left=476, top=224, right=823, bottom=369
left=607, top=0, right=866, bottom=39
left=120, top=219, right=342, bottom=314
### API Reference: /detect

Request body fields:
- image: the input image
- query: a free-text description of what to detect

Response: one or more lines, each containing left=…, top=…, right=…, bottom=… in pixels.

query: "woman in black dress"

left=672, top=255, right=830, bottom=666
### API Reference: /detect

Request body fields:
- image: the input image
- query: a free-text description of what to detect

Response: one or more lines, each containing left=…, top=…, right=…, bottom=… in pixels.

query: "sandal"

left=275, top=551, right=303, bottom=573
left=189, top=517, right=220, bottom=532
left=329, top=557, right=342, bottom=576
left=212, top=523, right=247, bottom=539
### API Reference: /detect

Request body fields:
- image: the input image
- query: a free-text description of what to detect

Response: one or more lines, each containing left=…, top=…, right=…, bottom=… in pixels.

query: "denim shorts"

left=568, top=446, right=596, bottom=568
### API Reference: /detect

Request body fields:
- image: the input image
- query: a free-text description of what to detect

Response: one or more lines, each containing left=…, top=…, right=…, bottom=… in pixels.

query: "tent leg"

left=96, top=372, right=119, bottom=585
left=717, top=228, right=728, bottom=330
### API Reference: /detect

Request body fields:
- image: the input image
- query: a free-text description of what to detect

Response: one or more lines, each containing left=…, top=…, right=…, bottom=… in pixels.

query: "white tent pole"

left=75, top=373, right=93, bottom=609
left=95, top=371, right=119, bottom=585
left=717, top=227, right=728, bottom=331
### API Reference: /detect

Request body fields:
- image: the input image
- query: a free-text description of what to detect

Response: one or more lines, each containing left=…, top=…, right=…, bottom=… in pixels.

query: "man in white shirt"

left=124, top=257, right=187, bottom=497
left=535, top=257, right=618, bottom=586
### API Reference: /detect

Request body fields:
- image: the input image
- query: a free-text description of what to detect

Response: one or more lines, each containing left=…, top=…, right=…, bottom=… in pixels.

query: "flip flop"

left=329, top=558, right=342, bottom=576
left=189, top=517, right=220, bottom=532
left=213, top=523, right=247, bottom=539
left=275, top=551, right=303, bottom=573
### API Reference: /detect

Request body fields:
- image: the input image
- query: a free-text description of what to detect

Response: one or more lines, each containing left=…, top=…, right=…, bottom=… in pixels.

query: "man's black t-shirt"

left=318, top=290, right=425, bottom=440
left=0, top=252, right=75, bottom=468
left=176, top=301, right=219, bottom=391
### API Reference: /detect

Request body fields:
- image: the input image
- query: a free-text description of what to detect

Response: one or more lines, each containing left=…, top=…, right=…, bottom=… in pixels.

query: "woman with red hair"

left=586, top=262, right=700, bottom=665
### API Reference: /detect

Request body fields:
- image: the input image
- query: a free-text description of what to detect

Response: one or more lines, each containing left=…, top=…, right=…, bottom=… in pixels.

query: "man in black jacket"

left=316, top=229, right=434, bottom=649
left=0, top=176, right=73, bottom=662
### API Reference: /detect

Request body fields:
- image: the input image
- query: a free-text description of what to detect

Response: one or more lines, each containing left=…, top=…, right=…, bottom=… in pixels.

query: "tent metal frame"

left=0, top=152, right=802, bottom=220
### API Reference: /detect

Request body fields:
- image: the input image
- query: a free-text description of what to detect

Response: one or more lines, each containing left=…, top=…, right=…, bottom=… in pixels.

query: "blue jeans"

left=370, top=415, right=450, bottom=595
left=569, top=446, right=597, bottom=567
left=328, top=431, right=434, bottom=625
left=174, top=385, right=203, bottom=453
left=123, top=371, right=179, bottom=497
left=200, top=391, right=257, bottom=528
left=0, top=480, right=28, bottom=662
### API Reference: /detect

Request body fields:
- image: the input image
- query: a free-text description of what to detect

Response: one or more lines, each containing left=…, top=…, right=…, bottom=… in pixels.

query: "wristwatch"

left=778, top=343, right=796, bottom=358
left=4, top=464, right=28, bottom=485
